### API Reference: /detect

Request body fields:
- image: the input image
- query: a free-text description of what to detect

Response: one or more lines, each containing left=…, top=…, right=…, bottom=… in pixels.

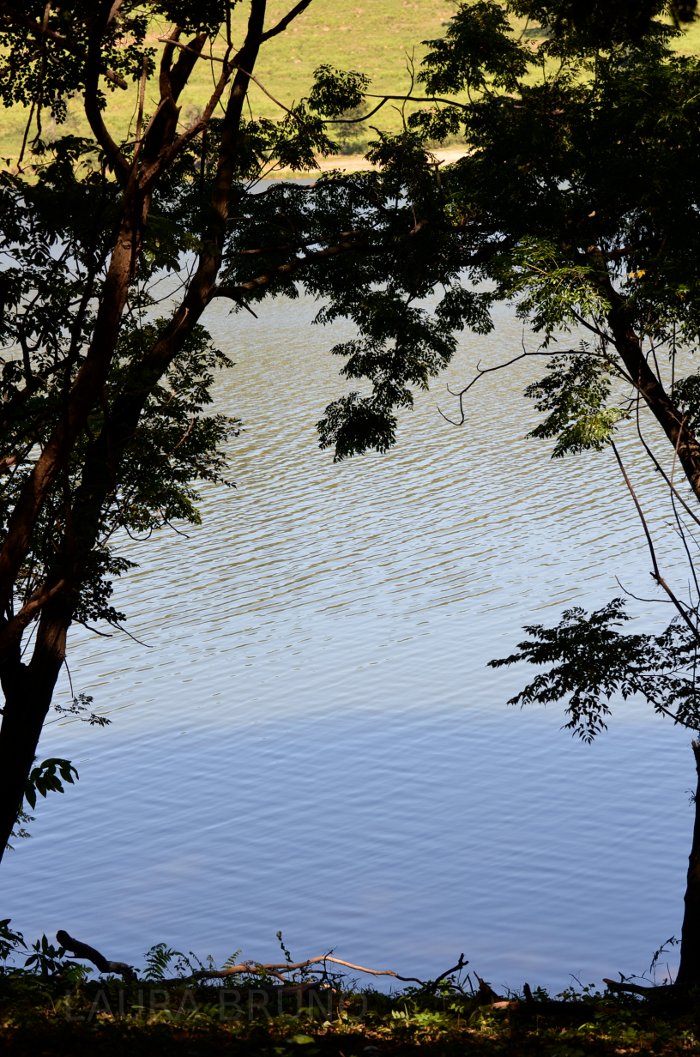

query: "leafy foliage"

left=0, top=919, right=25, bottom=963
left=24, top=759, right=79, bottom=811
left=525, top=351, right=628, bottom=456
left=24, top=933, right=74, bottom=979
left=507, top=0, right=670, bottom=49
left=421, top=1, right=529, bottom=95
left=308, top=66, right=371, bottom=119
left=143, top=943, right=177, bottom=982
left=491, top=601, right=700, bottom=741
left=53, top=694, right=111, bottom=728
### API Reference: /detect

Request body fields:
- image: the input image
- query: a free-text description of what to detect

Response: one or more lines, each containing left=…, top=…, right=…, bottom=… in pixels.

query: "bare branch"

left=235, top=64, right=298, bottom=118
left=610, top=440, right=700, bottom=644
left=439, top=341, right=560, bottom=427
left=193, top=954, right=424, bottom=985
left=260, top=0, right=315, bottom=43
left=364, top=91, right=470, bottom=112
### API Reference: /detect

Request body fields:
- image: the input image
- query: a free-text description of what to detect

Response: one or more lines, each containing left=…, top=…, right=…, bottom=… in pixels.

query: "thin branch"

left=364, top=91, right=470, bottom=112
left=260, top=0, right=315, bottom=43
left=439, top=343, right=559, bottom=426
left=235, top=64, right=297, bottom=118
left=193, top=954, right=424, bottom=985
left=107, top=622, right=153, bottom=649
left=431, top=953, right=468, bottom=988
left=156, top=35, right=223, bottom=63
left=610, top=440, right=700, bottom=644
left=614, top=576, right=675, bottom=607
left=328, top=97, right=392, bottom=124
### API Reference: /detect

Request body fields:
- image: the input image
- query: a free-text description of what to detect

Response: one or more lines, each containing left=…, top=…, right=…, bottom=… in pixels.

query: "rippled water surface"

left=1, top=296, right=694, bottom=991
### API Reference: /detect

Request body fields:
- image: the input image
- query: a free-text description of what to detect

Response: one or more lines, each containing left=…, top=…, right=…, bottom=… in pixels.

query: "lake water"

left=1, top=294, right=694, bottom=994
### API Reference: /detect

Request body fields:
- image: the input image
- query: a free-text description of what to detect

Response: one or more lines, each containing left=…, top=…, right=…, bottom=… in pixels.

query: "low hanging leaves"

left=24, top=759, right=79, bottom=811
left=490, top=600, right=700, bottom=742
left=525, top=350, right=628, bottom=457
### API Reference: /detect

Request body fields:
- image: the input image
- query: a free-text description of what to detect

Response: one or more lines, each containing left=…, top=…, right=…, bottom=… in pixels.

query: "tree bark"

left=676, top=740, right=700, bottom=988
left=585, top=253, right=700, bottom=504
left=0, top=0, right=289, bottom=861
left=0, top=609, right=67, bottom=861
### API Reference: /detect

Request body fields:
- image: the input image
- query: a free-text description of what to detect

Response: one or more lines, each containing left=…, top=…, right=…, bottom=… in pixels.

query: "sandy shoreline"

left=271, top=144, right=467, bottom=178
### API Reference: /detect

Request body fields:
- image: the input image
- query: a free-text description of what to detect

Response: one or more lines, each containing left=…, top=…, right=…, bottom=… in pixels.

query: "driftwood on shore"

left=55, top=931, right=471, bottom=991
left=54, top=931, right=685, bottom=1015
left=56, top=930, right=137, bottom=982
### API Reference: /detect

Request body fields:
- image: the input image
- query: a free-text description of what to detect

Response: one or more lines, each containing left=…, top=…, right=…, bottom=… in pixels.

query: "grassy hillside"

left=256, top=1, right=453, bottom=106
left=2, top=2, right=700, bottom=162
left=0, top=1, right=454, bottom=162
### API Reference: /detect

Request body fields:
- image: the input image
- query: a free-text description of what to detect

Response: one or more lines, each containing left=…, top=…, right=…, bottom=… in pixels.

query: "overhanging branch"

left=211, top=234, right=369, bottom=302
left=260, top=0, right=315, bottom=43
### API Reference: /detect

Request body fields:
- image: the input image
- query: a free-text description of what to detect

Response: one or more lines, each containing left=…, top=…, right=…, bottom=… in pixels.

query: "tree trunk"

left=0, top=672, right=54, bottom=861
left=0, top=611, right=67, bottom=862
left=676, top=740, right=700, bottom=988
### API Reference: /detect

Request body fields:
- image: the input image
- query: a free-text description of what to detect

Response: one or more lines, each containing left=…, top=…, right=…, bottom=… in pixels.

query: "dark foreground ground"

left=2, top=977, right=700, bottom=1056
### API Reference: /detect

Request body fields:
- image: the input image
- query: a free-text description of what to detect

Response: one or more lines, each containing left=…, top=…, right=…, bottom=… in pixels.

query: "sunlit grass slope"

left=1, top=1, right=454, bottom=161
left=1, top=2, right=699, bottom=162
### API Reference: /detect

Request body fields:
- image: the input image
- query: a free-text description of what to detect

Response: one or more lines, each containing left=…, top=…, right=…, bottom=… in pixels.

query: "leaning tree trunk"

left=676, top=740, right=700, bottom=988
left=0, top=610, right=67, bottom=862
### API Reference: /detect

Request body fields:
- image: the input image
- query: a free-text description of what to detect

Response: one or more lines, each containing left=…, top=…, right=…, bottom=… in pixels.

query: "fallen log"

left=56, top=930, right=136, bottom=982
left=191, top=954, right=424, bottom=985
left=54, top=933, right=471, bottom=992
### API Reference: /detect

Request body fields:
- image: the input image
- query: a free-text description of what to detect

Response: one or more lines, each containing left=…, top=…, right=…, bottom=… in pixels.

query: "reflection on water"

left=1, top=296, right=692, bottom=991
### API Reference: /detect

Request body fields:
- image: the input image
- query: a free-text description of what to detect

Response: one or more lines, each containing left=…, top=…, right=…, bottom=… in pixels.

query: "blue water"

left=1, top=296, right=692, bottom=994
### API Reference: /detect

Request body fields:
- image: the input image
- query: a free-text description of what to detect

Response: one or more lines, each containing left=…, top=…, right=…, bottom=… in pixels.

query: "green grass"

left=671, top=10, right=700, bottom=51
left=0, top=1, right=454, bottom=162
left=3, top=2, right=700, bottom=164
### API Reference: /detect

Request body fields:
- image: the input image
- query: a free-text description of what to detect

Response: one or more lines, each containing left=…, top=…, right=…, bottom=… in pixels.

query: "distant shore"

left=270, top=145, right=467, bottom=178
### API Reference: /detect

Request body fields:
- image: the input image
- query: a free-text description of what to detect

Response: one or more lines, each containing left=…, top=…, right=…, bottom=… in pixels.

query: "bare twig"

left=610, top=440, right=700, bottom=645
left=439, top=340, right=559, bottom=426
left=193, top=954, right=424, bottom=985
left=430, top=953, right=469, bottom=989
left=260, top=0, right=315, bottom=43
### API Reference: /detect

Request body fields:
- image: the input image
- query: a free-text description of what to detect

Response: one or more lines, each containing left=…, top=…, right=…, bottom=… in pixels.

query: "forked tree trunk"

left=676, top=740, right=700, bottom=989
